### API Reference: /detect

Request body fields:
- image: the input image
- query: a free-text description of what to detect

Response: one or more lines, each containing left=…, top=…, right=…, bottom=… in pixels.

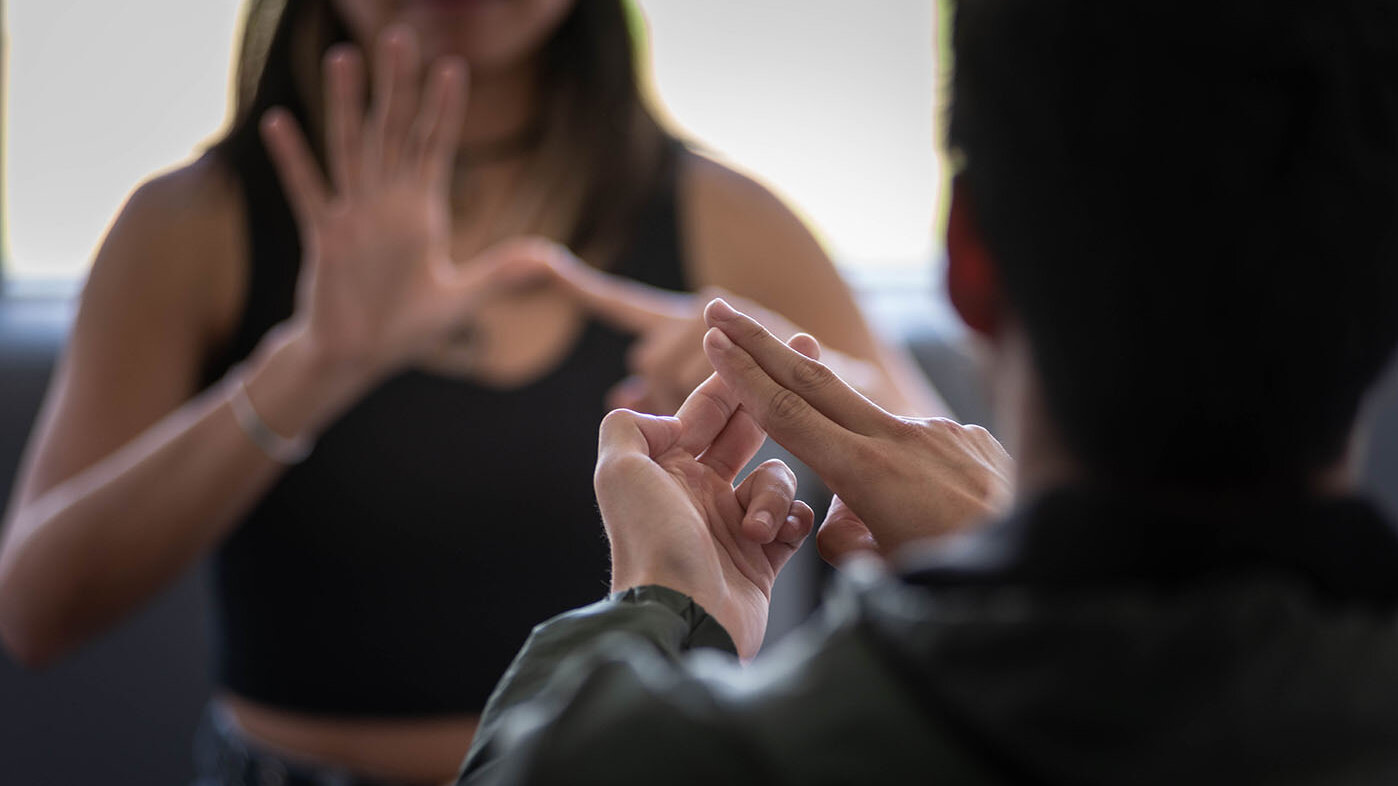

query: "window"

left=636, top=0, right=941, bottom=275
left=6, top=1, right=943, bottom=295
left=5, top=0, right=244, bottom=282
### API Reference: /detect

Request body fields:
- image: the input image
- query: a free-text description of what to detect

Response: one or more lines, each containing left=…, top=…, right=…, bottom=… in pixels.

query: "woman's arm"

left=679, top=152, right=948, bottom=418
left=0, top=31, right=506, bottom=668
left=0, top=159, right=368, bottom=668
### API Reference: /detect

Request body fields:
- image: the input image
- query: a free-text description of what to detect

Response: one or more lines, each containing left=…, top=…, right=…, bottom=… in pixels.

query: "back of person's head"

left=947, top=0, right=1398, bottom=488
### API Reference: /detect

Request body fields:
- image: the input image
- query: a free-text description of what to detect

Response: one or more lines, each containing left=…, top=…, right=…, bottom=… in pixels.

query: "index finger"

left=705, top=298, right=895, bottom=437
left=547, top=254, right=690, bottom=335
left=702, top=326, right=856, bottom=483
left=694, top=333, right=821, bottom=480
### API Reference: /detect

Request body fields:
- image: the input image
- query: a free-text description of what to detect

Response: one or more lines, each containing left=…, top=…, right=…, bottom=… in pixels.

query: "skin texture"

left=701, top=299, right=1014, bottom=565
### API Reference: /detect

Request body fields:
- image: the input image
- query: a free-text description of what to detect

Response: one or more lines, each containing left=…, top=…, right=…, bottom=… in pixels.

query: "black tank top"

left=202, top=142, right=688, bottom=715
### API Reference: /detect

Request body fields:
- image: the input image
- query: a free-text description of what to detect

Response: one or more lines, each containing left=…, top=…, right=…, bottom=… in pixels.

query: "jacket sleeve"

left=455, top=584, right=779, bottom=785
left=454, top=573, right=1003, bottom=785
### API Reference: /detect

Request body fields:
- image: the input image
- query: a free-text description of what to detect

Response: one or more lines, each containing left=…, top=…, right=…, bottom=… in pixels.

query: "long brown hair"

left=213, top=0, right=671, bottom=263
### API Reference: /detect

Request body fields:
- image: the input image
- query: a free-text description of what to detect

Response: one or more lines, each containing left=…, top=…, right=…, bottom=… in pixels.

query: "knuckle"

left=754, top=459, right=797, bottom=492
left=768, top=387, right=809, bottom=423
left=889, top=416, right=928, bottom=441
left=789, top=357, right=837, bottom=394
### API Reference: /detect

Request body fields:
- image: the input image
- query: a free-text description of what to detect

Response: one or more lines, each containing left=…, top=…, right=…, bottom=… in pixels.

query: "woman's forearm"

left=0, top=326, right=373, bottom=667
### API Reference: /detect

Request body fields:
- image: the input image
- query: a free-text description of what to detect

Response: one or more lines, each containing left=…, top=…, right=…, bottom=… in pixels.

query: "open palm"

left=260, top=26, right=527, bottom=382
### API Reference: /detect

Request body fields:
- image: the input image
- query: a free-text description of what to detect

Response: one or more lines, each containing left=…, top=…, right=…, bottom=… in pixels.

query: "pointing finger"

left=703, top=324, right=864, bottom=487
left=546, top=255, right=689, bottom=335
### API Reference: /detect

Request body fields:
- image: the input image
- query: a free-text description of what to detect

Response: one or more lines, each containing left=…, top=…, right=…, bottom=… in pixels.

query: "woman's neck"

left=457, top=61, right=541, bottom=148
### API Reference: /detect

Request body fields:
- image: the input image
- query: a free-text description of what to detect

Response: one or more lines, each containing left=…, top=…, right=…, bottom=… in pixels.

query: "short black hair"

left=947, top=0, right=1398, bottom=486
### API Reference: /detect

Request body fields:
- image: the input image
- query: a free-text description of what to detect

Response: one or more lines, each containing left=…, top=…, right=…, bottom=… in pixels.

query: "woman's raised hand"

left=260, top=26, right=513, bottom=385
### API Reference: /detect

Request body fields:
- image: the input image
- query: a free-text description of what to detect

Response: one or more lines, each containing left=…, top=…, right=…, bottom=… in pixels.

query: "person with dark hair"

left=453, top=0, right=1398, bottom=783
left=0, top=1, right=945, bottom=783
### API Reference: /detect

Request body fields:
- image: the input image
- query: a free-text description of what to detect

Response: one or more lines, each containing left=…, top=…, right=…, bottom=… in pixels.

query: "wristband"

left=229, top=376, right=313, bottom=465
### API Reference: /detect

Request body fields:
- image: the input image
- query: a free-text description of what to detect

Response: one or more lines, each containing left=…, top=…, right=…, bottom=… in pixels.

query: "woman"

left=0, top=0, right=946, bottom=782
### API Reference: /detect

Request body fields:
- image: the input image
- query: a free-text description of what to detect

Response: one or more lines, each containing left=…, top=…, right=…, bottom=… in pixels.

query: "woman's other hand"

left=261, top=26, right=518, bottom=388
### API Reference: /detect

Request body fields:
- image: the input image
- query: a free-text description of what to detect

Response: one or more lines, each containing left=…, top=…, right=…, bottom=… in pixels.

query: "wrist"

left=610, top=563, right=729, bottom=630
left=239, top=324, right=381, bottom=442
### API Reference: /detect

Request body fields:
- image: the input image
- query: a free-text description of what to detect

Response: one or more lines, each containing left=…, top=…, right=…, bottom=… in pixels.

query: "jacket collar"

left=901, top=486, right=1398, bottom=609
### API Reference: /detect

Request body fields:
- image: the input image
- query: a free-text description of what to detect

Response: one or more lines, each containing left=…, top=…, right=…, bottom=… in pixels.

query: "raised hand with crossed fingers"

left=595, top=335, right=822, bottom=659
left=700, top=298, right=1015, bottom=566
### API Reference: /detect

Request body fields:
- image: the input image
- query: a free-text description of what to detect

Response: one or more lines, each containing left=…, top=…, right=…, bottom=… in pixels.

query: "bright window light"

left=6, top=0, right=244, bottom=280
left=636, top=0, right=941, bottom=274
left=5, top=1, right=939, bottom=281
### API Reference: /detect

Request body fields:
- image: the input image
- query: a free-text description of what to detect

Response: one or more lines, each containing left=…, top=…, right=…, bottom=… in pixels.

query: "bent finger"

left=762, top=500, right=816, bottom=575
left=672, top=371, right=742, bottom=457
left=778, top=500, right=816, bottom=544
left=734, top=459, right=798, bottom=543
left=816, top=495, right=881, bottom=566
left=597, top=409, right=682, bottom=464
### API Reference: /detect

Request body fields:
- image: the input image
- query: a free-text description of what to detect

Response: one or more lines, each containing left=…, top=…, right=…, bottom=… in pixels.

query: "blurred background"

left=0, top=1, right=1395, bottom=784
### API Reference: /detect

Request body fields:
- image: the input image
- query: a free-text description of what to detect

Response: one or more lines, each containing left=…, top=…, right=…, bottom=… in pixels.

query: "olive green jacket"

left=458, top=490, right=1398, bottom=785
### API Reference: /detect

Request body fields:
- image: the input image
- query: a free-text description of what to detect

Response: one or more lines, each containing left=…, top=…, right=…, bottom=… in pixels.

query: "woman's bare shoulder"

left=121, top=153, right=243, bottom=240
left=676, top=149, right=832, bottom=289
left=88, top=152, right=248, bottom=346
left=678, top=150, right=800, bottom=225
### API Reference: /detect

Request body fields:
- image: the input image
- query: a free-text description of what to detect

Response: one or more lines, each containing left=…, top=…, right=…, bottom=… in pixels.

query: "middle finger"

left=368, top=26, right=422, bottom=179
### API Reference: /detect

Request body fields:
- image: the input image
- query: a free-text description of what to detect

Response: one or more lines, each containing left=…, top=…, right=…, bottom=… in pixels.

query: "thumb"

left=816, top=495, right=880, bottom=566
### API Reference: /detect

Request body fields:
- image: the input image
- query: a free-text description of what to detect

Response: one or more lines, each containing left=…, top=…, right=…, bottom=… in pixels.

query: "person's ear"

left=946, top=176, right=1003, bottom=338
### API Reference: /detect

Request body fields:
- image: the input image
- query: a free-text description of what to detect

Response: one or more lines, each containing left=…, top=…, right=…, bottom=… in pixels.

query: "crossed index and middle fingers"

left=702, top=298, right=897, bottom=484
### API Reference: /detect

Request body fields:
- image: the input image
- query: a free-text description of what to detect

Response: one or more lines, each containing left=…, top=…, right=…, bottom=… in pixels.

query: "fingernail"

left=751, top=511, right=774, bottom=532
left=705, top=327, right=733, bottom=350
left=706, top=298, right=737, bottom=321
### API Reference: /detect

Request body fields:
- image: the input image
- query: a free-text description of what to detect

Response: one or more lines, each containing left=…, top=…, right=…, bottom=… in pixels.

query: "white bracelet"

left=229, top=376, right=313, bottom=465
